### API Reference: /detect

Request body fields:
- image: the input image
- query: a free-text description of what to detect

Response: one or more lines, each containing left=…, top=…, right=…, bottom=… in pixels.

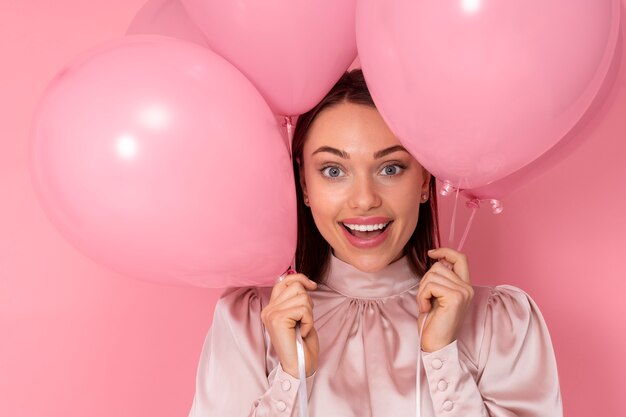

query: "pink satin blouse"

left=188, top=253, right=562, bottom=416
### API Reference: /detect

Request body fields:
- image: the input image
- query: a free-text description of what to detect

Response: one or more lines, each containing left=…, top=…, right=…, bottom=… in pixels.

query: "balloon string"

left=448, top=184, right=461, bottom=244
left=284, top=116, right=295, bottom=158
left=416, top=311, right=429, bottom=417
left=279, top=267, right=309, bottom=416
left=457, top=201, right=479, bottom=252
left=295, top=325, right=308, bottom=417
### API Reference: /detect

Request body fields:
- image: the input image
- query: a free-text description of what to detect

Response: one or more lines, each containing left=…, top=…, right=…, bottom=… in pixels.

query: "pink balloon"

left=357, top=0, right=621, bottom=190
left=348, top=56, right=361, bottom=71
left=29, top=35, right=296, bottom=288
left=463, top=34, right=623, bottom=205
left=126, top=0, right=209, bottom=47
left=179, top=0, right=358, bottom=116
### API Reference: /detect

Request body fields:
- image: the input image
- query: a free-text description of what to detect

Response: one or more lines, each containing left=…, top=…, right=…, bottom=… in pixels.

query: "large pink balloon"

left=126, top=0, right=209, bottom=47
left=464, top=33, right=623, bottom=204
left=179, top=0, right=358, bottom=116
left=357, top=0, right=621, bottom=190
left=29, top=35, right=296, bottom=288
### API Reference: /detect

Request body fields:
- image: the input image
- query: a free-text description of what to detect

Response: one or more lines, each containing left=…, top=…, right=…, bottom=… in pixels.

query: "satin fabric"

left=189, top=254, right=562, bottom=416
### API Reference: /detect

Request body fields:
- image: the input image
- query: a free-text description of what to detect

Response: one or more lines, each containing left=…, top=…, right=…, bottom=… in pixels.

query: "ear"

left=421, top=168, right=432, bottom=195
left=296, top=157, right=308, bottom=197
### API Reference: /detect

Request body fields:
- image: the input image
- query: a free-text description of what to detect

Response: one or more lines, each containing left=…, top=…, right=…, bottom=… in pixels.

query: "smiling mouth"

left=341, top=221, right=392, bottom=239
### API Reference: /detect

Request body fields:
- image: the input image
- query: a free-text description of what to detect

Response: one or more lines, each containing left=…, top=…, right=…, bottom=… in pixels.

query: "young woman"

left=188, top=70, right=562, bottom=416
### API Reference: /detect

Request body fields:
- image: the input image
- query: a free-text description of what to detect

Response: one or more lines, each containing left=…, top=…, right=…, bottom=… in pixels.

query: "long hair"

left=291, top=69, right=440, bottom=283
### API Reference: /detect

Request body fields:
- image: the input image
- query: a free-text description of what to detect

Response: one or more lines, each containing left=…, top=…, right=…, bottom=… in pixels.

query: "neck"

left=322, top=252, right=420, bottom=299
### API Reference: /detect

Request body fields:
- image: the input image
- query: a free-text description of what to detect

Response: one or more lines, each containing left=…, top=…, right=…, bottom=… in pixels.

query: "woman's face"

left=299, top=102, right=431, bottom=272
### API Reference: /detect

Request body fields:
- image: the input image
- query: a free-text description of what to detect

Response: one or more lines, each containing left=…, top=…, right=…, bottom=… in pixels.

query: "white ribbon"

left=295, top=324, right=308, bottom=417
left=283, top=270, right=430, bottom=417
left=416, top=311, right=429, bottom=417
left=277, top=270, right=309, bottom=416
left=294, top=311, right=430, bottom=417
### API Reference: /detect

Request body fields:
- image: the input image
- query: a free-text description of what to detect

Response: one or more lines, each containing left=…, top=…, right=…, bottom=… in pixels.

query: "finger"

left=276, top=267, right=298, bottom=284
left=271, top=273, right=306, bottom=300
left=263, top=297, right=312, bottom=328
left=270, top=274, right=317, bottom=302
left=263, top=291, right=314, bottom=328
left=277, top=305, right=315, bottom=338
left=418, top=268, right=463, bottom=294
left=418, top=271, right=460, bottom=298
left=427, top=247, right=470, bottom=282
left=417, top=280, right=458, bottom=313
left=422, top=270, right=473, bottom=300
left=273, top=281, right=306, bottom=304
left=417, top=272, right=452, bottom=312
left=272, top=280, right=316, bottom=306
left=417, top=273, right=466, bottom=313
left=273, top=292, right=314, bottom=313
left=439, top=259, right=454, bottom=270
left=426, top=275, right=474, bottom=302
left=298, top=306, right=316, bottom=339
left=428, top=262, right=471, bottom=286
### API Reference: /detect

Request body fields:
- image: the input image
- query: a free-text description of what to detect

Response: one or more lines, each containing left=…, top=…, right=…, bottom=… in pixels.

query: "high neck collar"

left=322, top=253, right=420, bottom=299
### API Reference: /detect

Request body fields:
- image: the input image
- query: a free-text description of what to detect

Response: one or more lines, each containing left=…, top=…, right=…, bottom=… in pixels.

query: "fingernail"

left=428, top=249, right=435, bottom=253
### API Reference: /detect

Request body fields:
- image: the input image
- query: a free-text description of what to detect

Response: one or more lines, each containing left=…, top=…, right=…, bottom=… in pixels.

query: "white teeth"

left=342, top=222, right=389, bottom=232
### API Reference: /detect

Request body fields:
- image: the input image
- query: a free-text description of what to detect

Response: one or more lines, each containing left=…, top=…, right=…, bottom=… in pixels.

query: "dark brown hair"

left=292, top=69, right=440, bottom=283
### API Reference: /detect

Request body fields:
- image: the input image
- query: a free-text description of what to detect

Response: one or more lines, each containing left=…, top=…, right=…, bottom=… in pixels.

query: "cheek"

left=309, top=189, right=343, bottom=228
left=395, top=195, right=421, bottom=229
left=306, top=172, right=346, bottom=206
left=305, top=182, right=353, bottom=248
left=382, top=181, right=422, bottom=229
left=382, top=178, right=422, bottom=208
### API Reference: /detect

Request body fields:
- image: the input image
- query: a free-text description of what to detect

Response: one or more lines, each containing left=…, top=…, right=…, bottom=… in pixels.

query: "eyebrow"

left=311, top=145, right=409, bottom=159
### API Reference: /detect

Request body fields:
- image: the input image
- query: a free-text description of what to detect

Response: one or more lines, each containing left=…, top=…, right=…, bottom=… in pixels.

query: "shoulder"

left=213, top=286, right=274, bottom=325
left=465, top=284, right=543, bottom=325
left=458, top=284, right=549, bottom=367
left=208, top=286, right=275, bottom=359
left=484, top=284, right=544, bottom=319
left=481, top=284, right=548, bottom=334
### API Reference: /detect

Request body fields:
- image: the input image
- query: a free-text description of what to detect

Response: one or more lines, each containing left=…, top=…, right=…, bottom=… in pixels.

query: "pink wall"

left=1, top=1, right=624, bottom=416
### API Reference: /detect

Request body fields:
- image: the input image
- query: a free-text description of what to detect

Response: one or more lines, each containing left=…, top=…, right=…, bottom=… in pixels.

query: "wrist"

left=421, top=338, right=457, bottom=354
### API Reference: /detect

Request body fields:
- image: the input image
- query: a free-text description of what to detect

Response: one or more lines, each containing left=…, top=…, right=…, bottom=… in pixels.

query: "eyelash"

left=319, top=163, right=407, bottom=181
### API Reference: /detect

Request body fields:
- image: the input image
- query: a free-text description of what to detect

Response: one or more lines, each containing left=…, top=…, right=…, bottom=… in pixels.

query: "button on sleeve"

left=421, top=338, right=491, bottom=416
left=418, top=285, right=563, bottom=417
left=442, top=400, right=454, bottom=411
left=437, top=379, right=448, bottom=391
left=431, top=358, right=443, bottom=370
left=281, top=380, right=292, bottom=391
left=265, top=362, right=316, bottom=415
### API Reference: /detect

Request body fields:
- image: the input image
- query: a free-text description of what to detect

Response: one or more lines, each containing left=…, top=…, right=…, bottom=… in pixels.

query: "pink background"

left=1, top=1, right=624, bottom=416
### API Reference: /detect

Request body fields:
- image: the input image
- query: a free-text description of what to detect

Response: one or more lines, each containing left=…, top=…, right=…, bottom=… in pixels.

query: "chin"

left=340, top=249, right=398, bottom=273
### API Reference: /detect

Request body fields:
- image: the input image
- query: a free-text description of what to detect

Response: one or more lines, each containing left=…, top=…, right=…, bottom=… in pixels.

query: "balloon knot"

left=465, top=198, right=480, bottom=209
left=489, top=199, right=503, bottom=214
left=439, top=180, right=455, bottom=196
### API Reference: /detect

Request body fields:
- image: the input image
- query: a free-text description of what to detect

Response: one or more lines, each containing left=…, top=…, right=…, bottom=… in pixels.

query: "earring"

left=421, top=193, right=428, bottom=203
left=304, top=196, right=310, bottom=206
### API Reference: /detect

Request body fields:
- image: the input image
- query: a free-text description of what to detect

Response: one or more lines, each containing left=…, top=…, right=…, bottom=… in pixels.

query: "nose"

left=347, top=175, right=382, bottom=210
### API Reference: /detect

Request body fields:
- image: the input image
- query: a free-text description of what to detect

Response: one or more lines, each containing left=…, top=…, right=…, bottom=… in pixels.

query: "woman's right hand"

left=261, top=273, right=319, bottom=378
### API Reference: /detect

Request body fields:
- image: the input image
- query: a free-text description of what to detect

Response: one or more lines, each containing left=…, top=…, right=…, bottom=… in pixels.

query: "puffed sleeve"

left=421, top=284, right=562, bottom=416
left=478, top=285, right=562, bottom=416
left=188, top=286, right=315, bottom=417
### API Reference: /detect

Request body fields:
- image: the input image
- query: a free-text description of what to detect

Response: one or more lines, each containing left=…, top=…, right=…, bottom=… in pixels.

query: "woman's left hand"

left=416, top=247, right=474, bottom=353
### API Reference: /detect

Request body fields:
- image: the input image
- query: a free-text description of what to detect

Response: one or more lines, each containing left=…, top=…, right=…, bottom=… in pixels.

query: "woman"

left=188, top=70, right=563, bottom=416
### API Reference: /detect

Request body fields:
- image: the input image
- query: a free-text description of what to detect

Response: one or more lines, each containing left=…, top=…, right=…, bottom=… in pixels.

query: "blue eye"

left=380, top=164, right=405, bottom=176
left=321, top=166, right=345, bottom=179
